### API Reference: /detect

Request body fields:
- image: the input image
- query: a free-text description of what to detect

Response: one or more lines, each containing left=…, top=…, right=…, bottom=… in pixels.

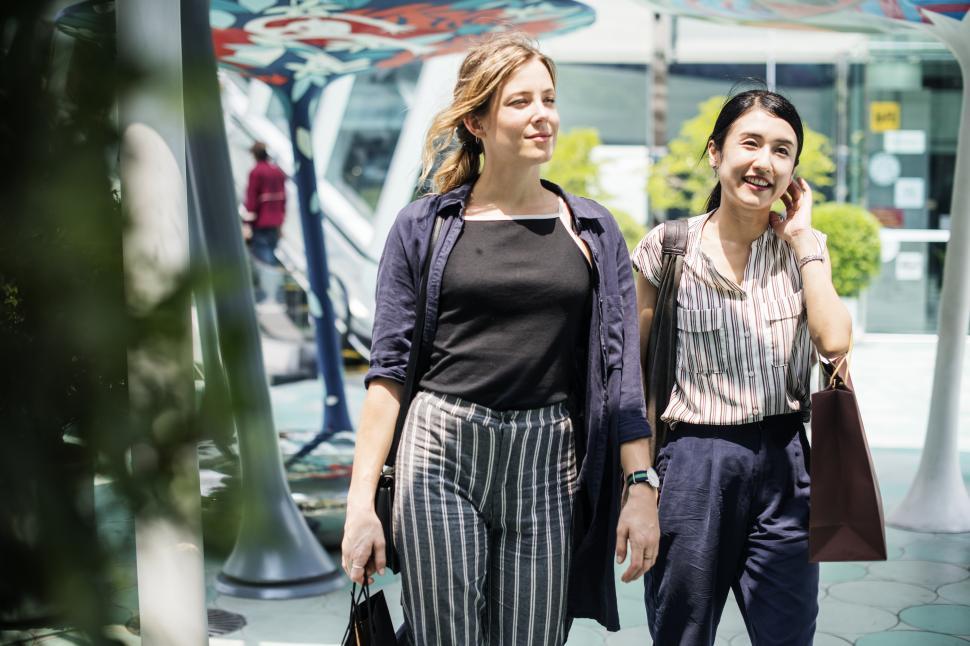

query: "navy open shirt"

left=364, top=179, right=652, bottom=631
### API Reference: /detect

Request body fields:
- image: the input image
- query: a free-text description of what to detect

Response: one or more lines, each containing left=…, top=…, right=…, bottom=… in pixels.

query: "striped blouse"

left=632, top=212, right=826, bottom=427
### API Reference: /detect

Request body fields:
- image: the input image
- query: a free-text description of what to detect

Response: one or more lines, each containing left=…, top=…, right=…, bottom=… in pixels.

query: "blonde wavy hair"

left=419, top=32, right=556, bottom=195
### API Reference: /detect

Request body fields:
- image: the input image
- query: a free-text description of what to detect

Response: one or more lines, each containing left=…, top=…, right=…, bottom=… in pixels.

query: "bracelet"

left=797, top=253, right=825, bottom=270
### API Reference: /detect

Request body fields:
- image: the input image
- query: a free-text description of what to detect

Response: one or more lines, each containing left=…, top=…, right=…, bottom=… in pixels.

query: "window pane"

left=325, top=62, right=421, bottom=220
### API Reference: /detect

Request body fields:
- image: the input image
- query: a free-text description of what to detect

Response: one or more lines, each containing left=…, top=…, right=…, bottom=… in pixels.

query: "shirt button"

left=753, top=407, right=760, bottom=415
left=747, top=370, right=755, bottom=378
left=744, top=331, right=751, bottom=338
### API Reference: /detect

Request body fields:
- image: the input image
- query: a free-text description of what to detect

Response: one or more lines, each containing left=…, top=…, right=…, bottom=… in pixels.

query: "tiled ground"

left=6, top=336, right=969, bottom=645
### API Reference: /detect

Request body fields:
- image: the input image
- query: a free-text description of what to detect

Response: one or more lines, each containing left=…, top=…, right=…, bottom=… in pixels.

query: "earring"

left=712, top=165, right=718, bottom=177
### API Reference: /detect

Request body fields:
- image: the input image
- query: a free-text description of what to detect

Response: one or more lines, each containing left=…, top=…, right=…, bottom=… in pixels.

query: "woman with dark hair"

left=341, top=33, right=659, bottom=645
left=633, top=90, right=851, bottom=645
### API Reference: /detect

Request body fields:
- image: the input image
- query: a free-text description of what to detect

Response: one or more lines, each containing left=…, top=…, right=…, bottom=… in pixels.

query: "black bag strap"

left=384, top=210, right=444, bottom=470
left=644, top=218, right=688, bottom=461
left=342, top=583, right=378, bottom=646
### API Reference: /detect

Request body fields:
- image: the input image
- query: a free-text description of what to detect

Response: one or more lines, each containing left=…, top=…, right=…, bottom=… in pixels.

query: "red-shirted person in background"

left=243, top=141, right=287, bottom=267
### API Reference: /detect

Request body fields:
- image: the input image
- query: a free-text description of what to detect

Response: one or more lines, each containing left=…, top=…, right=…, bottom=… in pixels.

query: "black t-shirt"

left=420, top=214, right=592, bottom=411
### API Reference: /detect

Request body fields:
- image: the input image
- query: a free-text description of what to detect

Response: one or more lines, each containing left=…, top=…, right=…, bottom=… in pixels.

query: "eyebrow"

left=505, top=88, right=556, bottom=98
left=738, top=131, right=796, bottom=147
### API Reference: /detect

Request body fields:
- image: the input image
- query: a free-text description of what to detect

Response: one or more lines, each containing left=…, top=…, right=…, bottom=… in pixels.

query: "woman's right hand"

left=341, top=505, right=387, bottom=585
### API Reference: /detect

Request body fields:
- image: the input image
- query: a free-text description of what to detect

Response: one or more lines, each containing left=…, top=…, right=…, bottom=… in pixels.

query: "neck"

left=471, top=160, right=549, bottom=213
left=708, top=199, right=770, bottom=245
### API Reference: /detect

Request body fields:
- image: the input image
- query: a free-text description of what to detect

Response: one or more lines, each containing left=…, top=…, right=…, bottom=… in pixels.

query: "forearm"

left=620, top=437, right=658, bottom=509
left=790, top=232, right=851, bottom=358
left=346, top=378, right=403, bottom=513
left=620, top=437, right=653, bottom=475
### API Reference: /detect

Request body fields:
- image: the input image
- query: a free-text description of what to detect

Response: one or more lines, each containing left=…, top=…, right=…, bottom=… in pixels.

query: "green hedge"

left=812, top=203, right=882, bottom=297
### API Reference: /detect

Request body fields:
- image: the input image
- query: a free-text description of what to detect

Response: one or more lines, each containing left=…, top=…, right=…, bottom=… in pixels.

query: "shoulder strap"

left=644, top=218, right=689, bottom=461
left=385, top=210, right=443, bottom=469
left=661, top=218, right=689, bottom=256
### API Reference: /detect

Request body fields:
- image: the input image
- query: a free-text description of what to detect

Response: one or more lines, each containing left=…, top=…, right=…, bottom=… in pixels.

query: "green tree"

left=812, top=203, right=882, bottom=297
left=544, top=128, right=646, bottom=250
left=648, top=96, right=836, bottom=217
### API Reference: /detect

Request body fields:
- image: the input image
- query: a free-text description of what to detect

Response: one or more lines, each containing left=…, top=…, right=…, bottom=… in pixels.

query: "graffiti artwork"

left=638, top=0, right=968, bottom=31
left=210, top=0, right=595, bottom=97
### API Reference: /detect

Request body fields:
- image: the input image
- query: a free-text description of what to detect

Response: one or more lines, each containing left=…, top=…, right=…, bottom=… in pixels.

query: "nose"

left=532, top=98, right=553, bottom=124
left=752, top=145, right=772, bottom=171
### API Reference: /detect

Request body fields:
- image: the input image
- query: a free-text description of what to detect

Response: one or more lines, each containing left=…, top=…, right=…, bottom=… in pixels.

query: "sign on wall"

left=870, top=101, right=901, bottom=132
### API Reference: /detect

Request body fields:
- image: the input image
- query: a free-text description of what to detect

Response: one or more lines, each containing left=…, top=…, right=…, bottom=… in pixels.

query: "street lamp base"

left=888, top=477, right=970, bottom=533
left=215, top=569, right=345, bottom=600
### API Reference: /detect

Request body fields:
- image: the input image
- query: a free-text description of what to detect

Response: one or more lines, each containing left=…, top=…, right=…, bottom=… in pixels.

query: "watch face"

left=647, top=468, right=660, bottom=489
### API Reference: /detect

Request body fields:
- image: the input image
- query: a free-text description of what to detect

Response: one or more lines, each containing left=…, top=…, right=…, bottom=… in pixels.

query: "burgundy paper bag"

left=809, top=356, right=887, bottom=562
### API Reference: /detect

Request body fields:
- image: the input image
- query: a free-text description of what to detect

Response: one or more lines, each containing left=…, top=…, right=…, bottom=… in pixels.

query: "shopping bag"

left=341, top=583, right=399, bottom=646
left=809, top=353, right=887, bottom=562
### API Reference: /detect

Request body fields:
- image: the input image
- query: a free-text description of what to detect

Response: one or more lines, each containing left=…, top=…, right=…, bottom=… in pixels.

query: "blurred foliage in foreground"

left=0, top=2, right=217, bottom=642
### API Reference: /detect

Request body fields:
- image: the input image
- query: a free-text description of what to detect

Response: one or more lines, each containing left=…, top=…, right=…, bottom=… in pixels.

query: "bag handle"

left=385, top=207, right=444, bottom=470
left=342, top=583, right=378, bottom=646
left=822, top=335, right=854, bottom=390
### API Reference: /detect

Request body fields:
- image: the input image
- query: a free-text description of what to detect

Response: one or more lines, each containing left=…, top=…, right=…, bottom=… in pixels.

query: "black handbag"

left=342, top=583, right=399, bottom=646
left=374, top=211, right=443, bottom=574
left=642, top=218, right=688, bottom=461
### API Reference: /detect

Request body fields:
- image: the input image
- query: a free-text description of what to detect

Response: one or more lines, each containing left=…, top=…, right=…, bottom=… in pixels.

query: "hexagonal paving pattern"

left=899, top=604, right=970, bottom=635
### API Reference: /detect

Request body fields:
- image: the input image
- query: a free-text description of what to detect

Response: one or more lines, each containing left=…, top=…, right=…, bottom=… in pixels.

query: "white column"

left=889, top=11, right=970, bottom=533
left=117, top=1, right=209, bottom=642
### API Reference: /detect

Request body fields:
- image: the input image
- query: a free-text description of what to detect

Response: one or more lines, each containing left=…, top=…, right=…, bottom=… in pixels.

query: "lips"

left=527, top=133, right=552, bottom=141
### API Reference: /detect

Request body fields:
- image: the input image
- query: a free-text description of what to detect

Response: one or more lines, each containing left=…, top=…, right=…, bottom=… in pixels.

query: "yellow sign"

left=870, top=102, right=901, bottom=133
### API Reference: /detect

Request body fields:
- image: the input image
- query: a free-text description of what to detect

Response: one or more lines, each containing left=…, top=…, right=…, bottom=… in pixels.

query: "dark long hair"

left=704, top=90, right=804, bottom=213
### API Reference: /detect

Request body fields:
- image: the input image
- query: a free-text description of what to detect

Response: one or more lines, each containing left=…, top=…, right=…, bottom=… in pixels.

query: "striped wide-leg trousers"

left=393, top=390, right=578, bottom=646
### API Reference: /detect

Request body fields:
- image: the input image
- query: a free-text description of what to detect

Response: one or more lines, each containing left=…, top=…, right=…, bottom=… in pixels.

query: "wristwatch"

left=626, top=467, right=660, bottom=490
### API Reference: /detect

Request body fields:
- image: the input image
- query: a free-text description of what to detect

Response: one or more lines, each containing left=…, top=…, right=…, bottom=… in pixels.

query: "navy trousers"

left=644, top=414, right=818, bottom=646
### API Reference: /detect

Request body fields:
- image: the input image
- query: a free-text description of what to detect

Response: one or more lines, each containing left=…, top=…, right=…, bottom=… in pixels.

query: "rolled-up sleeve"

left=614, top=224, right=652, bottom=443
left=364, top=211, right=418, bottom=388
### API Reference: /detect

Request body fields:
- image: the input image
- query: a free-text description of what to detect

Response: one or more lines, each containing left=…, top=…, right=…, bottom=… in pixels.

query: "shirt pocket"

left=677, top=306, right=727, bottom=375
left=763, top=290, right=804, bottom=367
left=602, top=295, right=625, bottom=372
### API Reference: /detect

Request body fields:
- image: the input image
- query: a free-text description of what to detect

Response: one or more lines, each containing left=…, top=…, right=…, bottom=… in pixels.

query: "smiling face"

left=708, top=107, right=798, bottom=213
left=466, top=56, right=558, bottom=168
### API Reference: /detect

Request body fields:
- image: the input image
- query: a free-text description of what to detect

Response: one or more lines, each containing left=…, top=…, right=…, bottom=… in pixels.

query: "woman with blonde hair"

left=342, top=32, right=659, bottom=645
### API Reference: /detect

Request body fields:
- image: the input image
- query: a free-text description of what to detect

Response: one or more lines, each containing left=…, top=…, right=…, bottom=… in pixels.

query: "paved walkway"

left=7, top=336, right=968, bottom=645
left=210, top=336, right=970, bottom=645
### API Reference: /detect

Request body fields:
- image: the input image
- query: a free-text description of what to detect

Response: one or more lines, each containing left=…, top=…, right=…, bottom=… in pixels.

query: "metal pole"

left=116, top=0, right=208, bottom=642
left=283, top=84, right=355, bottom=462
left=889, top=11, right=970, bottom=533
left=834, top=54, right=850, bottom=204
left=178, top=0, right=344, bottom=597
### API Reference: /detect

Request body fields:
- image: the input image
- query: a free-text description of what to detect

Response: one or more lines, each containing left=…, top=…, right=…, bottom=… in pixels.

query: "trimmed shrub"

left=812, top=203, right=882, bottom=297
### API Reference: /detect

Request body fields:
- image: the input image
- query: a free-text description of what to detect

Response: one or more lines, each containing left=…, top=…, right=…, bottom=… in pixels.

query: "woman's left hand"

left=615, top=485, right=660, bottom=583
left=770, top=177, right=813, bottom=244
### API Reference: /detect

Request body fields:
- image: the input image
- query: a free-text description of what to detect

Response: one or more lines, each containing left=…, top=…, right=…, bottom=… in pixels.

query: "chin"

left=520, top=150, right=553, bottom=165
